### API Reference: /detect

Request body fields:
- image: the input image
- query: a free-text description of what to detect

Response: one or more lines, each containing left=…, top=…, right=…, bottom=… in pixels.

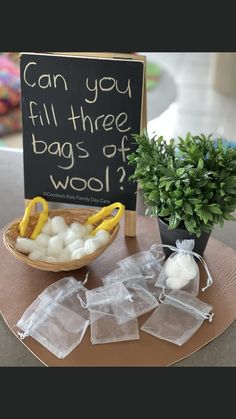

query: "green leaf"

left=197, top=158, right=204, bottom=170
left=219, top=216, right=224, bottom=227
left=158, top=208, right=172, bottom=217
left=159, top=181, right=168, bottom=188
left=168, top=213, right=181, bottom=229
left=189, top=198, right=202, bottom=205
left=184, top=187, right=193, bottom=197
left=198, top=208, right=213, bottom=224
left=175, top=199, right=184, bottom=207
left=165, top=181, right=174, bottom=191
left=204, top=191, right=214, bottom=200
left=173, top=190, right=183, bottom=199
left=184, top=220, right=196, bottom=234
left=223, top=213, right=236, bottom=221
left=176, top=168, right=185, bottom=177
left=208, top=204, right=222, bottom=214
left=183, top=202, right=193, bottom=215
left=148, top=190, right=159, bottom=201
left=225, top=189, right=236, bottom=195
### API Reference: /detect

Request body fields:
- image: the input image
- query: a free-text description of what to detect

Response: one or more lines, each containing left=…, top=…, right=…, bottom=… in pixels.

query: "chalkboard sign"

left=20, top=52, right=144, bottom=211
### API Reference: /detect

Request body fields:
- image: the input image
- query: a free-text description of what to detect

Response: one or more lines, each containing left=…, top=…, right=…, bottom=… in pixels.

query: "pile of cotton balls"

left=165, top=253, right=198, bottom=290
left=15, top=216, right=111, bottom=263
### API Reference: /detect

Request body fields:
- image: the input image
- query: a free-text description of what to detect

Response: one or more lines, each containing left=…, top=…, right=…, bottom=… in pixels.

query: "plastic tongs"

left=19, top=196, right=49, bottom=239
left=86, top=202, right=125, bottom=235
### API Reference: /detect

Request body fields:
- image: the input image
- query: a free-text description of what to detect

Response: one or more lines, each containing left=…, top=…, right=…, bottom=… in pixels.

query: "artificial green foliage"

left=128, top=132, right=236, bottom=237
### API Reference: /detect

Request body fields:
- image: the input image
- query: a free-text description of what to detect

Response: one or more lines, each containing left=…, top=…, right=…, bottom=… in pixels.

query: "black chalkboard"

left=20, top=53, right=144, bottom=210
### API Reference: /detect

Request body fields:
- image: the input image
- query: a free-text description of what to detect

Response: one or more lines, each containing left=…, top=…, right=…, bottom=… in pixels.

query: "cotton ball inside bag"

left=166, top=275, right=191, bottom=290
left=156, top=241, right=200, bottom=296
left=165, top=253, right=198, bottom=282
left=165, top=252, right=199, bottom=295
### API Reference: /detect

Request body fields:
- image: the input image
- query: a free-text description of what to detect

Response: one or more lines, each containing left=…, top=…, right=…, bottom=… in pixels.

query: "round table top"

left=0, top=215, right=236, bottom=366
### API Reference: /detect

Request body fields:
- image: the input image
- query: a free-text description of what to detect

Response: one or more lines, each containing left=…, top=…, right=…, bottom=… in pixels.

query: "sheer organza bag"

left=117, top=248, right=165, bottom=295
left=102, top=272, right=159, bottom=317
left=85, top=282, right=140, bottom=344
left=141, top=289, right=214, bottom=346
left=16, top=276, right=90, bottom=359
left=153, top=240, right=213, bottom=296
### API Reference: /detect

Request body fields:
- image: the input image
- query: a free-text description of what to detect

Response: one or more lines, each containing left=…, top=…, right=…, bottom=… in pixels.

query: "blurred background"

left=1, top=52, right=236, bottom=149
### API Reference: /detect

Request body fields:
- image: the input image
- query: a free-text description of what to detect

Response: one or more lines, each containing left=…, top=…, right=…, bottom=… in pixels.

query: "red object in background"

left=0, top=53, right=21, bottom=136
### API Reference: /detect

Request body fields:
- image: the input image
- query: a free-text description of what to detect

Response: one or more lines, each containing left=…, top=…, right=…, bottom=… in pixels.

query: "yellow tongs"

left=86, top=202, right=125, bottom=235
left=19, top=196, right=49, bottom=239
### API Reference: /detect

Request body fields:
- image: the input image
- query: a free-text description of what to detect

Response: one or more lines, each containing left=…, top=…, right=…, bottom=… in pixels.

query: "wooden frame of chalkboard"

left=20, top=52, right=146, bottom=236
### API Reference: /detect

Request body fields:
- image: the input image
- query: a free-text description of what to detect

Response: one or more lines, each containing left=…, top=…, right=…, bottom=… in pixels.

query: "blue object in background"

left=214, top=138, right=236, bottom=148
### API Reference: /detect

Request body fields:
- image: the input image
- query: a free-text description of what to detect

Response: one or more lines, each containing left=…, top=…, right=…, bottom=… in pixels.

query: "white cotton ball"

left=165, top=254, right=198, bottom=281
left=57, top=248, right=71, bottom=263
left=94, top=229, right=111, bottom=245
left=166, top=275, right=191, bottom=290
left=66, top=238, right=84, bottom=255
left=176, top=254, right=198, bottom=280
left=63, top=228, right=81, bottom=246
left=165, top=257, right=181, bottom=277
left=41, top=218, right=53, bottom=236
left=84, top=238, right=102, bottom=254
left=51, top=216, right=68, bottom=235
left=85, top=235, right=93, bottom=239
left=70, top=222, right=88, bottom=238
left=15, top=237, right=37, bottom=254
left=43, top=256, right=58, bottom=263
left=28, top=249, right=46, bottom=261
left=71, top=247, right=88, bottom=260
left=35, top=233, right=50, bottom=248
left=47, top=235, right=64, bottom=257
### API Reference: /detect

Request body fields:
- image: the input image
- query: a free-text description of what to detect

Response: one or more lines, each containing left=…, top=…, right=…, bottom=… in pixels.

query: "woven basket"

left=3, top=208, right=120, bottom=272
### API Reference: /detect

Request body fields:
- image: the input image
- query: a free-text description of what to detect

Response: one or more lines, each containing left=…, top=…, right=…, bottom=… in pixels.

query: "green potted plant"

left=127, top=132, right=236, bottom=256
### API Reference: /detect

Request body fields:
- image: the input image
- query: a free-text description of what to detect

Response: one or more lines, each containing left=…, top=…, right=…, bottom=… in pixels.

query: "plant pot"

left=157, top=217, right=210, bottom=258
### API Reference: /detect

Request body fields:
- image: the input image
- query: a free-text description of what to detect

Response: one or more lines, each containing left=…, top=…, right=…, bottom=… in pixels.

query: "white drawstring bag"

left=102, top=273, right=159, bottom=317
left=117, top=249, right=165, bottom=295
left=141, top=289, right=214, bottom=346
left=117, top=250, right=164, bottom=277
left=85, top=283, right=140, bottom=344
left=16, top=277, right=90, bottom=359
left=153, top=240, right=213, bottom=296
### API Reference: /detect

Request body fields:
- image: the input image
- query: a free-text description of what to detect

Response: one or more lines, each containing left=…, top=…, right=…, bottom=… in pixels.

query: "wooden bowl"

left=3, top=208, right=119, bottom=272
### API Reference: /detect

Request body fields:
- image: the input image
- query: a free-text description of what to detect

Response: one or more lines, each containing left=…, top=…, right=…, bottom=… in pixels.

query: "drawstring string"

left=82, top=272, right=89, bottom=286
left=124, top=294, right=134, bottom=303
left=18, top=331, right=29, bottom=340
left=159, top=288, right=166, bottom=303
left=77, top=294, right=88, bottom=308
left=162, top=291, right=214, bottom=322
left=151, top=243, right=213, bottom=292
